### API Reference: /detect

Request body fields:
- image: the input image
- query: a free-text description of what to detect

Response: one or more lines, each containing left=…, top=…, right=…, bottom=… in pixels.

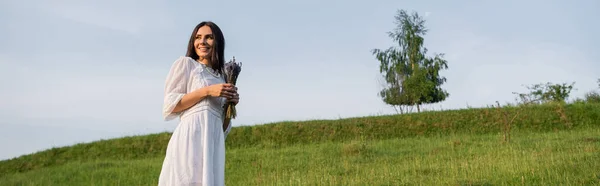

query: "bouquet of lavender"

left=223, top=57, right=242, bottom=129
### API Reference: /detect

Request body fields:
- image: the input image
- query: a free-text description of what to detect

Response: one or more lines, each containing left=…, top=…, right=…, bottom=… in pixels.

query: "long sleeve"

left=162, top=56, right=191, bottom=121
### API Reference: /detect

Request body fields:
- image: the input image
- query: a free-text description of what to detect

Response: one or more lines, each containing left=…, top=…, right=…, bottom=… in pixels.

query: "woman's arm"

left=163, top=57, right=238, bottom=120
left=171, top=83, right=237, bottom=113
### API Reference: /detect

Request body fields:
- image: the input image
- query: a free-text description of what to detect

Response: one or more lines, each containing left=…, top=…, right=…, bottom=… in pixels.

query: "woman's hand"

left=207, top=83, right=237, bottom=99
left=227, top=90, right=240, bottom=105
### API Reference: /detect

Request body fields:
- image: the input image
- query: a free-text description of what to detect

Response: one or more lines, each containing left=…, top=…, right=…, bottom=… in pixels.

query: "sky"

left=0, top=0, right=598, bottom=160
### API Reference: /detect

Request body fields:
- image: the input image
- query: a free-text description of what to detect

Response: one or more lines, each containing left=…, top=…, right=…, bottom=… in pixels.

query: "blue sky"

left=1, top=0, right=598, bottom=160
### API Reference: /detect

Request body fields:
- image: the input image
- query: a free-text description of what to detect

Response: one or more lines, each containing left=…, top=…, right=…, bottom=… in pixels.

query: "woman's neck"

left=197, top=58, right=210, bottom=66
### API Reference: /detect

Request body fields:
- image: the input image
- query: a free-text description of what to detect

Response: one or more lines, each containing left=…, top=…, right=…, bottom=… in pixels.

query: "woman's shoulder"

left=173, top=56, right=195, bottom=64
left=170, top=56, right=196, bottom=68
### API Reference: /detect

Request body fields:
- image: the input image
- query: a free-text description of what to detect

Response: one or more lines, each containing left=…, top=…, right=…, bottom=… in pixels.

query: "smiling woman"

left=185, top=22, right=226, bottom=75
left=158, top=21, right=240, bottom=186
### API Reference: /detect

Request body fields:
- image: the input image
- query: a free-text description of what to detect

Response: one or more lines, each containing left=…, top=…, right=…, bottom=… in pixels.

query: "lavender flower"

left=224, top=57, right=242, bottom=85
left=222, top=56, right=242, bottom=130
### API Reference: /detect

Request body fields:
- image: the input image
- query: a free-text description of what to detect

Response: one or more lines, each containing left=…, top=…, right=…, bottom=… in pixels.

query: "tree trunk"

left=417, top=104, right=421, bottom=113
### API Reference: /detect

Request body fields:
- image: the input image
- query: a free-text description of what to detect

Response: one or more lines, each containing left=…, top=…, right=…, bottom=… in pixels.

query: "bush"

left=585, top=91, right=600, bottom=103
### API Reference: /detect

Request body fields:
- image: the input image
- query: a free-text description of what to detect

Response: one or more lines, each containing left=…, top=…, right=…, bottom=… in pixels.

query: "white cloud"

left=31, top=0, right=174, bottom=35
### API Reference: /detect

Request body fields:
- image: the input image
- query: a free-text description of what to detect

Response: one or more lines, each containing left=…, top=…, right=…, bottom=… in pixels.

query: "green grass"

left=225, top=102, right=600, bottom=148
left=1, top=102, right=599, bottom=185
left=0, top=159, right=163, bottom=186
left=227, top=128, right=600, bottom=185
left=1, top=128, right=598, bottom=185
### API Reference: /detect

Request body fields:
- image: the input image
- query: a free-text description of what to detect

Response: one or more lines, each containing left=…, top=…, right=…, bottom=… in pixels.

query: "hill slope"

left=0, top=102, right=599, bottom=185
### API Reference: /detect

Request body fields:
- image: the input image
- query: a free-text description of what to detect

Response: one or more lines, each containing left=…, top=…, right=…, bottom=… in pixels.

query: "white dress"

left=159, top=56, right=232, bottom=186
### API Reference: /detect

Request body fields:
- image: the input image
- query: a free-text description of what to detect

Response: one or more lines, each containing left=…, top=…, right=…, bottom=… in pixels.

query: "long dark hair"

left=186, top=21, right=225, bottom=75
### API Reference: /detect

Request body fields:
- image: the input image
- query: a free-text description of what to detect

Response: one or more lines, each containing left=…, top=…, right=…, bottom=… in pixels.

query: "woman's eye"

left=195, top=35, right=213, bottom=40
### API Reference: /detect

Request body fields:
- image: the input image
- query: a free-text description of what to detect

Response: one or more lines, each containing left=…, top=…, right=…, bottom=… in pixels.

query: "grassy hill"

left=1, top=102, right=599, bottom=185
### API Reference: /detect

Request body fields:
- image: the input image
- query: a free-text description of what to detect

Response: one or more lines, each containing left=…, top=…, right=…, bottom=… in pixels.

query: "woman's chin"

left=198, top=53, right=210, bottom=57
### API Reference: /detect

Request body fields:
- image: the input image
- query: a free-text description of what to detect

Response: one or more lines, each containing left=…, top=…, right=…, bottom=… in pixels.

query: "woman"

left=158, top=21, right=239, bottom=186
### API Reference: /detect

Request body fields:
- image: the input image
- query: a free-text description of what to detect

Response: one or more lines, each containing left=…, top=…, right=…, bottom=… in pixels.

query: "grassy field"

left=1, top=102, right=599, bottom=185
left=225, top=128, right=600, bottom=185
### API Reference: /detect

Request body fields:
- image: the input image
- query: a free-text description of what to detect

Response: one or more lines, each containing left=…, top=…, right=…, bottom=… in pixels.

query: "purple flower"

left=224, top=56, right=242, bottom=85
left=223, top=56, right=243, bottom=126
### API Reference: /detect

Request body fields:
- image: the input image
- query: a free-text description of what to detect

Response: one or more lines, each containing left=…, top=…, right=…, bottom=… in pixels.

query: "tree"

left=372, top=9, right=449, bottom=113
left=583, top=78, right=600, bottom=103
left=513, top=82, right=575, bottom=105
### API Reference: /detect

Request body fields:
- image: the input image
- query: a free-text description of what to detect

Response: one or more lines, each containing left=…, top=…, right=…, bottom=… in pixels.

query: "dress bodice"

left=181, top=58, right=227, bottom=119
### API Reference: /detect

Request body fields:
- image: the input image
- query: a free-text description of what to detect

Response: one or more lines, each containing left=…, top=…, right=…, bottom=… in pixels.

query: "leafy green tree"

left=583, top=78, right=600, bottom=103
left=372, top=9, right=449, bottom=113
left=514, top=82, right=575, bottom=104
left=584, top=91, right=600, bottom=103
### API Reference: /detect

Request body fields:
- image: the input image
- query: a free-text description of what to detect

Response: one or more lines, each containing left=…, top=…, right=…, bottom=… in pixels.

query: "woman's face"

left=194, top=25, right=214, bottom=60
